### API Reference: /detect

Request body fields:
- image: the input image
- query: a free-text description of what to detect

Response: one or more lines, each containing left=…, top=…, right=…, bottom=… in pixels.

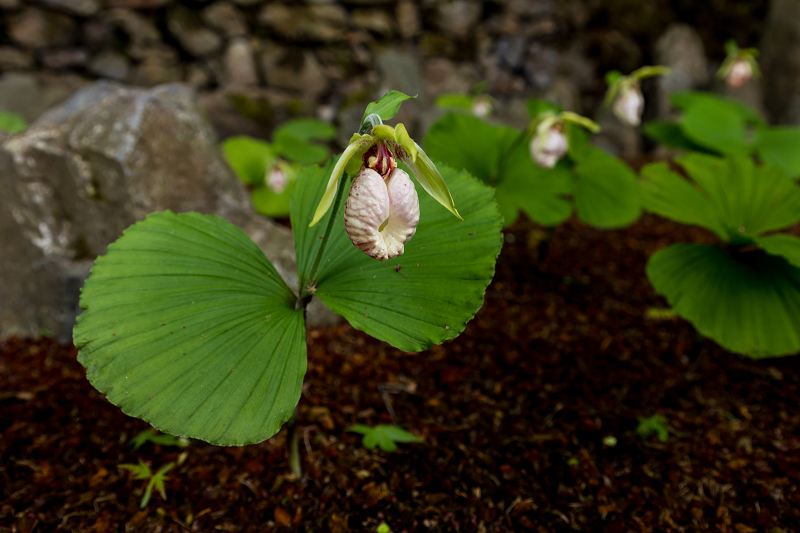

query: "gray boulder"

left=0, top=81, right=336, bottom=340
left=655, top=24, right=709, bottom=117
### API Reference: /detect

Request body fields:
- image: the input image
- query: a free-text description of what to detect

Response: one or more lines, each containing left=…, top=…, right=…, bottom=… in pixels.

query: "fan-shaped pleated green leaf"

left=292, top=161, right=503, bottom=352
left=572, top=147, right=641, bottom=229
left=756, top=234, right=800, bottom=268
left=640, top=161, right=727, bottom=239
left=753, top=126, right=800, bottom=179
left=642, top=154, right=800, bottom=242
left=647, top=244, right=800, bottom=357
left=74, top=211, right=306, bottom=446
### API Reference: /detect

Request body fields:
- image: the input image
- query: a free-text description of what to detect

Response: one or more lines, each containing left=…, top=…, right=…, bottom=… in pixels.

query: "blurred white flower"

left=726, top=58, right=753, bottom=88
left=266, top=166, right=288, bottom=194
left=344, top=167, right=420, bottom=261
left=613, top=84, right=645, bottom=126
left=471, top=96, right=493, bottom=119
left=530, top=119, right=568, bottom=169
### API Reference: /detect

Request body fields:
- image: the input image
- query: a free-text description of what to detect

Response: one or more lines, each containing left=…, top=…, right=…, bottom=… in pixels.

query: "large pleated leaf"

left=642, top=154, right=800, bottom=242
left=676, top=154, right=800, bottom=240
left=753, top=126, right=800, bottom=179
left=292, top=161, right=503, bottom=352
left=640, top=162, right=728, bottom=239
left=756, top=233, right=800, bottom=268
left=572, top=147, right=641, bottom=229
left=647, top=243, right=800, bottom=358
left=74, top=211, right=306, bottom=446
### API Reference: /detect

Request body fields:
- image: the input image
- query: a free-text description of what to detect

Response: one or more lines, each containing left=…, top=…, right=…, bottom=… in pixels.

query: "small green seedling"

left=118, top=460, right=175, bottom=508
left=602, top=435, right=618, bottom=447
left=0, top=111, right=28, bottom=133
left=635, top=414, right=670, bottom=443
left=129, top=429, right=190, bottom=450
left=376, top=523, right=392, bottom=533
left=347, top=425, right=423, bottom=452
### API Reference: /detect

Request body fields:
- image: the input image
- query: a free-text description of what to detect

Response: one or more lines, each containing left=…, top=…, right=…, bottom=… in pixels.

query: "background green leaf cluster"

left=222, top=118, right=336, bottom=217
left=424, top=108, right=640, bottom=229
left=644, top=91, right=800, bottom=178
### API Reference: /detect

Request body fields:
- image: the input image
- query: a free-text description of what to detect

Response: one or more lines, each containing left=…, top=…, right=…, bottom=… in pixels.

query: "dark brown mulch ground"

left=2, top=215, right=799, bottom=533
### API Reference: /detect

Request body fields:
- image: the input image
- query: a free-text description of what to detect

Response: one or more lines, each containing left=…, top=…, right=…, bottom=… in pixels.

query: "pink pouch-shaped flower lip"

left=344, top=168, right=420, bottom=261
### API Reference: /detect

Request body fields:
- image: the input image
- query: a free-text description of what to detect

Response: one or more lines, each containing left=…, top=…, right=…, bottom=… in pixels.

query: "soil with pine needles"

left=2, top=215, right=799, bottom=533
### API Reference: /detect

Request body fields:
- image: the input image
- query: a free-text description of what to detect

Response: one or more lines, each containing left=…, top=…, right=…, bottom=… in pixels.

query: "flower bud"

left=613, top=84, right=644, bottom=126
left=344, top=168, right=420, bottom=261
left=530, top=121, right=568, bottom=169
left=726, top=58, right=752, bottom=88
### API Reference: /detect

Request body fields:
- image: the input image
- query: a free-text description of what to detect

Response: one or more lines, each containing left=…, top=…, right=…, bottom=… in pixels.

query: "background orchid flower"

left=604, top=66, right=671, bottom=126
left=528, top=111, right=600, bottom=169
left=717, top=40, right=760, bottom=88
left=310, top=110, right=460, bottom=228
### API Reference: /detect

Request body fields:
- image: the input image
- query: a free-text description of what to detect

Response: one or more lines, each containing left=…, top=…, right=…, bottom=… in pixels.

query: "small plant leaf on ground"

left=128, top=429, right=189, bottom=450
left=635, top=414, right=671, bottom=443
left=119, top=460, right=174, bottom=508
left=347, top=425, right=423, bottom=452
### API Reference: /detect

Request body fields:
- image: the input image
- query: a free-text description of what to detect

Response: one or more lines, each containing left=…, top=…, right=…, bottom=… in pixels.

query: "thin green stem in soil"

left=287, top=406, right=301, bottom=478
left=299, top=173, right=348, bottom=304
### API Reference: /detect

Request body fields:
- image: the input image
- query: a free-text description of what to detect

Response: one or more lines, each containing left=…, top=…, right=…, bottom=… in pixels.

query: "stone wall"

left=0, top=0, right=789, bottom=143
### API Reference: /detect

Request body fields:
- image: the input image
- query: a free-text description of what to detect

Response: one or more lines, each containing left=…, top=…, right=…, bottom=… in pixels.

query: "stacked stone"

left=0, top=0, right=572, bottom=136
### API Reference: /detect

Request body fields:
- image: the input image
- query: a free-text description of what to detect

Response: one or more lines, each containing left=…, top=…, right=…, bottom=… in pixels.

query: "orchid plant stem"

left=287, top=406, right=302, bottom=478
left=299, top=173, right=348, bottom=304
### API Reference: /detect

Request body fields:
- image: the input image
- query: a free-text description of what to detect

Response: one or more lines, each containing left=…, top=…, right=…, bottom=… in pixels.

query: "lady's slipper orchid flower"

left=344, top=167, right=420, bottom=260
left=266, top=163, right=289, bottom=194
left=603, top=66, right=670, bottom=127
left=613, top=82, right=645, bottom=126
left=530, top=116, right=568, bottom=169
left=717, top=41, right=759, bottom=88
left=528, top=111, right=599, bottom=169
left=310, top=114, right=461, bottom=261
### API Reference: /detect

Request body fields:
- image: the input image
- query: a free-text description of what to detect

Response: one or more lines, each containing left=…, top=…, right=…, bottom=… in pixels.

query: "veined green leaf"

left=647, top=243, right=800, bottom=358
left=753, top=126, right=800, bottom=179
left=675, top=154, right=800, bottom=239
left=756, top=233, right=800, bottom=269
left=74, top=211, right=306, bottom=445
left=362, top=91, right=417, bottom=123
left=640, top=162, right=728, bottom=239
